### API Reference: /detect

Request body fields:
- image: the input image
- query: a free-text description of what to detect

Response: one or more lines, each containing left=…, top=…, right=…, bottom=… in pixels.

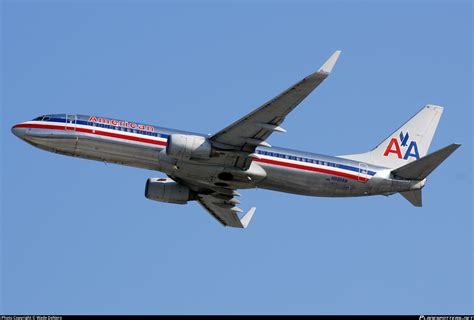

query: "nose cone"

left=11, top=125, right=26, bottom=139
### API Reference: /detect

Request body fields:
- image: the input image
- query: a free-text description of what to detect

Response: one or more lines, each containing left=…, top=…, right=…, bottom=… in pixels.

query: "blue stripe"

left=256, top=150, right=376, bottom=176
left=42, top=118, right=170, bottom=139
left=39, top=118, right=374, bottom=176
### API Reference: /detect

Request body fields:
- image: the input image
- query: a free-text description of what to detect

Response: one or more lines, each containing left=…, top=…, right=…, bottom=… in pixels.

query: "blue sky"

left=1, top=0, right=472, bottom=315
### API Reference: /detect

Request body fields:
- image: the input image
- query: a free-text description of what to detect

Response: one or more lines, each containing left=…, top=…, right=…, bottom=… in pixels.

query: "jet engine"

left=145, top=178, right=195, bottom=204
left=166, top=134, right=214, bottom=160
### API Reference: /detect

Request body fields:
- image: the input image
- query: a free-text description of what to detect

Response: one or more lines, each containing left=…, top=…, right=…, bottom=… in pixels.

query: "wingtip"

left=240, top=207, right=256, bottom=228
left=446, top=143, right=461, bottom=151
left=449, top=143, right=462, bottom=152
left=318, top=50, right=341, bottom=74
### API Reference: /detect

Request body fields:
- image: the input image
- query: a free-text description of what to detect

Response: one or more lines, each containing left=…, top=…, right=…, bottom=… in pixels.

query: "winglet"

left=318, top=50, right=341, bottom=74
left=240, top=207, right=256, bottom=228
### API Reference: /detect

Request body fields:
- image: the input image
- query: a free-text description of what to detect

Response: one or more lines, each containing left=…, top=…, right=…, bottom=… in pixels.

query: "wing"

left=210, top=50, right=341, bottom=154
left=197, top=193, right=256, bottom=228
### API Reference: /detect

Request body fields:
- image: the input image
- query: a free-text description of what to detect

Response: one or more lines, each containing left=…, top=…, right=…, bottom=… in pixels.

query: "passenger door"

left=358, top=163, right=369, bottom=182
left=65, top=114, right=76, bottom=131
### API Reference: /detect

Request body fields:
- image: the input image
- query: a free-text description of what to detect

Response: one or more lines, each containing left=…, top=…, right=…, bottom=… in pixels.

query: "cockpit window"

left=32, top=114, right=67, bottom=121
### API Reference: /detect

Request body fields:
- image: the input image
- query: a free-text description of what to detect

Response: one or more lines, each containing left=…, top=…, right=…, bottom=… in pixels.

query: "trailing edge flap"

left=391, top=143, right=461, bottom=180
left=400, top=190, right=422, bottom=207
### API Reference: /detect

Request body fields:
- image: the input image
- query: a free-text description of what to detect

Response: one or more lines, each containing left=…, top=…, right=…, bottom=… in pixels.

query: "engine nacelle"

left=166, top=134, right=213, bottom=160
left=145, top=178, right=194, bottom=204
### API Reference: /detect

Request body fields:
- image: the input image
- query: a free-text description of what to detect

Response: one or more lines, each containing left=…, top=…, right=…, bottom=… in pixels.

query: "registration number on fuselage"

left=331, top=176, right=348, bottom=183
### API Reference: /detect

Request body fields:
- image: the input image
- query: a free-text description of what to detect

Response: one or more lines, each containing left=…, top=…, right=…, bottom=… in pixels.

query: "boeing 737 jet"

left=12, top=51, right=460, bottom=228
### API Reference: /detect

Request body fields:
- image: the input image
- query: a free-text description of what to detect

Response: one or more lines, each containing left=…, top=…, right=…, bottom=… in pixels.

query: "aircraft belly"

left=256, top=163, right=335, bottom=196
left=256, top=162, right=373, bottom=197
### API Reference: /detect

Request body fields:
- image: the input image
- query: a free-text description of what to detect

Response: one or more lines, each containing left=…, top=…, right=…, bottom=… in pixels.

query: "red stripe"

left=253, top=157, right=368, bottom=182
left=15, top=123, right=368, bottom=182
left=14, top=123, right=167, bottom=146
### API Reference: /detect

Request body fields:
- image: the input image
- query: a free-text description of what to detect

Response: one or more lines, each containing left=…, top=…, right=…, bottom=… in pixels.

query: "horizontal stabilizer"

left=400, top=190, right=422, bottom=207
left=392, top=143, right=461, bottom=180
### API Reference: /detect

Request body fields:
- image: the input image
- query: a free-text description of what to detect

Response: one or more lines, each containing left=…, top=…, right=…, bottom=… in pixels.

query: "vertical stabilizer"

left=341, top=105, right=443, bottom=168
left=400, top=190, right=422, bottom=207
left=395, top=143, right=460, bottom=207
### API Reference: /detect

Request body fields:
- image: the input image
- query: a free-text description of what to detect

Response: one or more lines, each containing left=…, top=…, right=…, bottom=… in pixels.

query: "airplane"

left=11, top=50, right=460, bottom=228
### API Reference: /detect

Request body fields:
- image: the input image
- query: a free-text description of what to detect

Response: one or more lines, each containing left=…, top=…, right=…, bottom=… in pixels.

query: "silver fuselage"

left=12, top=114, right=422, bottom=198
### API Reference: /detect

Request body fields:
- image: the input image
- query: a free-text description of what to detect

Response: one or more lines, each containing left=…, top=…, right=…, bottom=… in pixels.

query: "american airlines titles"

left=88, top=116, right=155, bottom=132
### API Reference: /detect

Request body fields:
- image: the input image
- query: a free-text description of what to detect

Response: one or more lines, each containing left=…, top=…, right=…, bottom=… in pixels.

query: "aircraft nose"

left=11, top=125, right=26, bottom=139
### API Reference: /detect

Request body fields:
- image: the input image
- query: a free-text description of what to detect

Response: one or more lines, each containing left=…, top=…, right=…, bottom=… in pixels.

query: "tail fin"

left=400, top=190, right=422, bottom=207
left=341, top=105, right=444, bottom=168
left=394, top=143, right=460, bottom=207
